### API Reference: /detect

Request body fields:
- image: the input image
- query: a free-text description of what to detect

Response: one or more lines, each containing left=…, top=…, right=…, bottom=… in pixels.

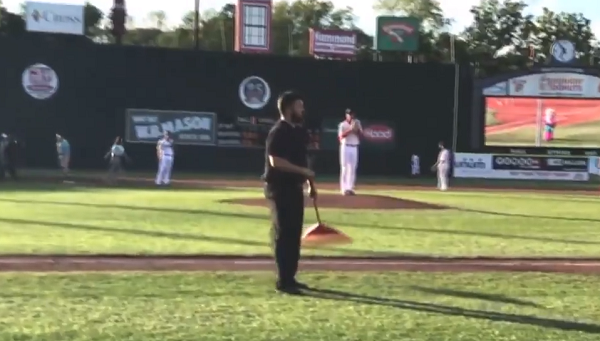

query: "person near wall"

left=431, top=141, right=450, bottom=191
left=411, top=154, right=420, bottom=176
left=104, top=136, right=130, bottom=185
left=0, top=134, right=18, bottom=180
left=56, top=134, right=71, bottom=177
left=155, top=131, right=175, bottom=186
left=338, top=109, right=362, bottom=195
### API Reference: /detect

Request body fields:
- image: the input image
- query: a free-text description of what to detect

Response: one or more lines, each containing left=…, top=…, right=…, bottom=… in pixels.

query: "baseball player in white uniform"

left=338, top=109, right=362, bottom=195
left=155, top=131, right=175, bottom=186
left=411, top=154, right=420, bottom=176
left=431, top=141, right=450, bottom=191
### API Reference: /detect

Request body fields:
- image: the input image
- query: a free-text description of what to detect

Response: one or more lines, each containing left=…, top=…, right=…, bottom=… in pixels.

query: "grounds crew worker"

left=263, top=90, right=317, bottom=294
left=0, top=133, right=18, bottom=180
left=104, top=136, right=130, bottom=184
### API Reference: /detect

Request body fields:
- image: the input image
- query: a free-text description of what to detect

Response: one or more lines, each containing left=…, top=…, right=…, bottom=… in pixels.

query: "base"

left=302, top=223, right=353, bottom=246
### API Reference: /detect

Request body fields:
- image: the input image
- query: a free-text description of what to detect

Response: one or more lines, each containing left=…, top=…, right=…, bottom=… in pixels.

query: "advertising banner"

left=589, top=157, right=600, bottom=175
left=217, top=115, right=320, bottom=149
left=508, top=72, right=600, bottom=98
left=453, top=153, right=493, bottom=177
left=456, top=169, right=589, bottom=181
left=125, top=109, right=217, bottom=145
left=492, top=156, right=543, bottom=170
left=544, top=157, right=588, bottom=172
left=25, top=2, right=84, bottom=35
left=454, top=153, right=589, bottom=181
left=309, top=29, right=357, bottom=57
left=375, top=16, right=420, bottom=52
left=320, top=118, right=395, bottom=151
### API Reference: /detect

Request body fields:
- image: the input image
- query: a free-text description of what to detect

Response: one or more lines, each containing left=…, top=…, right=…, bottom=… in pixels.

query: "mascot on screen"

left=544, top=108, right=557, bottom=142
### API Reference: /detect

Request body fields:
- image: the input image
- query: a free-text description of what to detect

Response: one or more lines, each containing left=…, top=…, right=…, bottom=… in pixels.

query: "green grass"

left=486, top=108, right=501, bottom=126
left=23, top=168, right=600, bottom=190
left=487, top=119, right=600, bottom=148
left=1, top=183, right=600, bottom=257
left=1, top=272, right=599, bottom=341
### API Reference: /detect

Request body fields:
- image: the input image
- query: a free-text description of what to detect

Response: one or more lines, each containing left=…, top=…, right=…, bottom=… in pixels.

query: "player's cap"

left=345, top=108, right=355, bottom=115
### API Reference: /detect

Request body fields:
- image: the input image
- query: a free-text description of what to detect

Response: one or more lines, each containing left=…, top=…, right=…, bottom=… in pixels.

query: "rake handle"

left=312, top=198, right=322, bottom=224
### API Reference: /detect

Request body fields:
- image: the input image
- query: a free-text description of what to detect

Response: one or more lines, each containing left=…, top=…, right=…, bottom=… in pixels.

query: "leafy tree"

left=461, top=0, right=535, bottom=76
left=84, top=3, right=103, bottom=37
left=534, top=8, right=595, bottom=63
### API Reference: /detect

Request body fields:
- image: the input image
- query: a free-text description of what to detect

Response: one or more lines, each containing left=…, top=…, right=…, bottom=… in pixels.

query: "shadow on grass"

left=458, top=207, right=600, bottom=225
left=0, top=217, right=402, bottom=258
left=0, top=198, right=597, bottom=246
left=0, top=181, right=93, bottom=193
left=302, top=287, right=600, bottom=334
left=409, top=286, right=543, bottom=308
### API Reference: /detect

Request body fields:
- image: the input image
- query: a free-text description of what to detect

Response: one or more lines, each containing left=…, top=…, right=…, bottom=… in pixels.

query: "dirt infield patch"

left=222, top=194, right=448, bottom=210
left=0, top=255, right=599, bottom=274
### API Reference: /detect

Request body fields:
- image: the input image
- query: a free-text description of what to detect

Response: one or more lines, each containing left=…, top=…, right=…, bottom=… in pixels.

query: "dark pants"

left=265, top=184, right=305, bottom=284
left=0, top=162, right=17, bottom=180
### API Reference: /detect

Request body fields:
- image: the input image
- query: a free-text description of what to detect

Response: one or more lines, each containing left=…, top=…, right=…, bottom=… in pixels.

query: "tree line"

left=1, top=0, right=598, bottom=77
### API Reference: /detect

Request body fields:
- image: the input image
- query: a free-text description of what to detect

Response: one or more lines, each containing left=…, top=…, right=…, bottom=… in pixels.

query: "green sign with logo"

left=375, top=16, right=420, bottom=52
left=320, top=118, right=396, bottom=151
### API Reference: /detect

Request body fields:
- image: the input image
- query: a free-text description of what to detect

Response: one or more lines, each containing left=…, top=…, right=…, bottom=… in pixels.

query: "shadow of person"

left=302, top=287, right=600, bottom=333
left=408, top=286, right=543, bottom=308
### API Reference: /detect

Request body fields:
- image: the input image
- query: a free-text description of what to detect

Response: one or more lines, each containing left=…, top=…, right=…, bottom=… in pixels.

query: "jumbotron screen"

left=485, top=97, right=600, bottom=148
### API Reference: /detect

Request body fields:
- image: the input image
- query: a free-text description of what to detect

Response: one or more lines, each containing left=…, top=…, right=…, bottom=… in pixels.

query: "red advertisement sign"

left=234, top=0, right=272, bottom=53
left=309, top=28, right=357, bottom=57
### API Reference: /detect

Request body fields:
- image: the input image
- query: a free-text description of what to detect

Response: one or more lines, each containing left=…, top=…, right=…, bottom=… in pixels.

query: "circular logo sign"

left=22, top=63, right=59, bottom=100
left=239, top=76, right=270, bottom=109
left=363, top=125, right=394, bottom=142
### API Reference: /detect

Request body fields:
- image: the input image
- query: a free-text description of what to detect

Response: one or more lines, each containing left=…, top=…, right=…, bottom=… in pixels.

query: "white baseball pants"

left=340, top=144, right=358, bottom=192
left=437, top=164, right=449, bottom=191
left=156, top=155, right=174, bottom=185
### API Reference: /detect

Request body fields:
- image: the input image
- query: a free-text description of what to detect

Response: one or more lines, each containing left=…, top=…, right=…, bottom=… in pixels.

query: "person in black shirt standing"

left=264, top=91, right=317, bottom=294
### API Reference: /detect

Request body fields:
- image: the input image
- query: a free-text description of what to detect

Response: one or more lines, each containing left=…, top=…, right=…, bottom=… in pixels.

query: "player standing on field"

left=431, top=141, right=450, bottom=191
left=411, top=154, right=420, bottom=176
left=338, top=109, right=362, bottom=196
left=155, top=131, right=175, bottom=186
left=56, top=134, right=71, bottom=177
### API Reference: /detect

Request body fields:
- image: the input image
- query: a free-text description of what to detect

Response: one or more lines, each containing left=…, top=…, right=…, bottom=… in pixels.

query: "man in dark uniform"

left=0, top=134, right=18, bottom=180
left=263, top=91, right=317, bottom=294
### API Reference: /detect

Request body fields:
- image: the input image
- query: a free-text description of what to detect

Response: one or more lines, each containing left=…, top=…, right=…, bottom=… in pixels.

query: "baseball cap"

left=345, top=108, right=355, bottom=115
left=1, top=133, right=6, bottom=138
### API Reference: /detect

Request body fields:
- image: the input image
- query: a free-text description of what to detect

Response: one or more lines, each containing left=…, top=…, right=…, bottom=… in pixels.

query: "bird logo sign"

left=381, top=23, right=415, bottom=43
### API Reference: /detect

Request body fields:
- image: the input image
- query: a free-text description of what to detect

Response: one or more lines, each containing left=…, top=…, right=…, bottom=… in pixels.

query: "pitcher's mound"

left=222, top=194, right=448, bottom=210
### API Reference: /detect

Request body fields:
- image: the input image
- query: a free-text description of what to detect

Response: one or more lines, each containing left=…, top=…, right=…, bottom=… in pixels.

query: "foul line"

left=234, top=260, right=600, bottom=267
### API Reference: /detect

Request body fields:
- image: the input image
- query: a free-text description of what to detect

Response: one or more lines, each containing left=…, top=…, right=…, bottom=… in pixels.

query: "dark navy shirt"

left=263, top=120, right=308, bottom=188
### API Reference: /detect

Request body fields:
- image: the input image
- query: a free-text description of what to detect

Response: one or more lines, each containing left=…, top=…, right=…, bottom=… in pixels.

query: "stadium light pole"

left=194, top=0, right=200, bottom=50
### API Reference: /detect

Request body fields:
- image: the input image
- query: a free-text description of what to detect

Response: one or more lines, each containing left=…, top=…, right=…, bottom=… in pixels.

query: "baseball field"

left=485, top=97, right=600, bottom=147
left=1, top=171, right=600, bottom=341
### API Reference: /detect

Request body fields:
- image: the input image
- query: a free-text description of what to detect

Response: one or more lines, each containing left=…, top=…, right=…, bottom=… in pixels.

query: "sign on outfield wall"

left=507, top=72, right=600, bottom=98
left=454, top=153, right=589, bottom=181
left=125, top=109, right=217, bottom=146
left=25, top=2, right=84, bottom=35
left=309, top=29, right=357, bottom=57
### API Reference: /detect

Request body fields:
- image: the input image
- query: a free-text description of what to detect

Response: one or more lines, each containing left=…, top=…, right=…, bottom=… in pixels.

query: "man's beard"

left=291, top=112, right=304, bottom=124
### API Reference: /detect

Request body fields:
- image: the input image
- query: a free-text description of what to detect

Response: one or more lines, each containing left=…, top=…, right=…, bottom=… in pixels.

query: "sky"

left=6, top=0, right=599, bottom=36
